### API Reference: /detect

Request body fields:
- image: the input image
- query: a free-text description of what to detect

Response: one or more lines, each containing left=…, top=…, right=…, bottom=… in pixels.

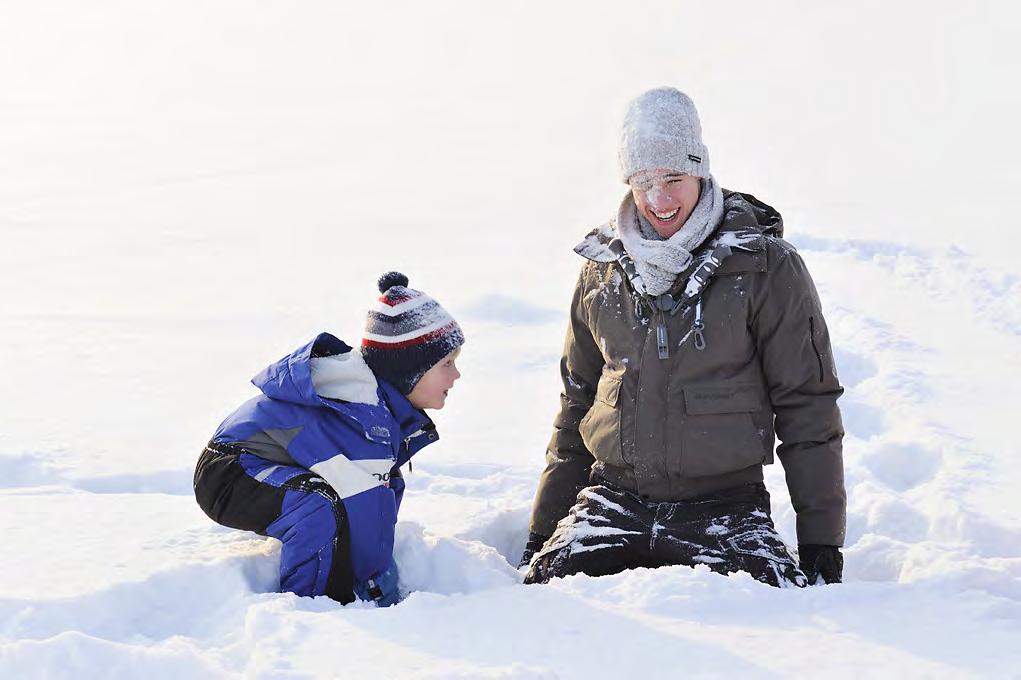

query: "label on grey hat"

left=688, top=154, right=702, bottom=163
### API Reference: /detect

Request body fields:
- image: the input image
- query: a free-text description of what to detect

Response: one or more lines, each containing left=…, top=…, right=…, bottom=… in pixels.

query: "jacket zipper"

left=629, top=317, right=650, bottom=475
left=397, top=424, right=435, bottom=472
left=402, top=433, right=416, bottom=474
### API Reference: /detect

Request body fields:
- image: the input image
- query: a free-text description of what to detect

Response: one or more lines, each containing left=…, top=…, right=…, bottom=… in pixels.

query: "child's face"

left=407, top=348, right=461, bottom=410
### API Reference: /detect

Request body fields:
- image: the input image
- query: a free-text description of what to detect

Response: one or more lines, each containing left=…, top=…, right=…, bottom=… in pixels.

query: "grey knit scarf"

left=614, top=175, right=724, bottom=296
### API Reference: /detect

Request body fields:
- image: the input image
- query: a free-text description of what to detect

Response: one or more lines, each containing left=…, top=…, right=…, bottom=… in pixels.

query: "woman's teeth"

left=653, top=208, right=679, bottom=221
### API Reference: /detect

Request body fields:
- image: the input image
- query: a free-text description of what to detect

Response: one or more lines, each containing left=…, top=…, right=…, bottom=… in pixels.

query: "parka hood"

left=723, top=190, right=784, bottom=239
left=252, top=332, right=353, bottom=407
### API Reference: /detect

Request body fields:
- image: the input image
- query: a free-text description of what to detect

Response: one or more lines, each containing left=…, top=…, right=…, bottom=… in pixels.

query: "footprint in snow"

left=862, top=442, right=943, bottom=492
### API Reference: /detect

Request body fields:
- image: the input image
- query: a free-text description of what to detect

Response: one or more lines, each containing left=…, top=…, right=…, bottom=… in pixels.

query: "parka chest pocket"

left=578, top=372, right=625, bottom=467
left=679, top=384, right=768, bottom=478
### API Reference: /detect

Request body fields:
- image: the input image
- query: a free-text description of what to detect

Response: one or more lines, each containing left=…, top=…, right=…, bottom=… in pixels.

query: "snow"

left=582, top=490, right=633, bottom=517
left=3, top=1, right=1020, bottom=678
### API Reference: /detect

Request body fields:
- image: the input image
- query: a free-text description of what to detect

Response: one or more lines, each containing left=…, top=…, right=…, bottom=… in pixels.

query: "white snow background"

left=2, top=2, right=1020, bottom=678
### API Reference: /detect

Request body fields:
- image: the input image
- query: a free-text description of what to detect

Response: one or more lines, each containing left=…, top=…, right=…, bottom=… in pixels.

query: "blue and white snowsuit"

left=193, top=332, right=437, bottom=603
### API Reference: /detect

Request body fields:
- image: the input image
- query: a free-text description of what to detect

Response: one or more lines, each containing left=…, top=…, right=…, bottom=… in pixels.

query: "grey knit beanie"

left=619, top=87, right=710, bottom=183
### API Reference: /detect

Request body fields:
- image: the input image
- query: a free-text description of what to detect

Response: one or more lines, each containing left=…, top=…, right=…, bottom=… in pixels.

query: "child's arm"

left=286, top=439, right=399, bottom=586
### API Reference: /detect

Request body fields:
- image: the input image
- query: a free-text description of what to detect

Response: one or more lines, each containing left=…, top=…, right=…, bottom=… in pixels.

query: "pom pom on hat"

left=377, top=271, right=410, bottom=292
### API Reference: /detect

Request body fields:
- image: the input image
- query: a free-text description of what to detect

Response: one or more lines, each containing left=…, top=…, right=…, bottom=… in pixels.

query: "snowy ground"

left=2, top=2, right=1020, bottom=679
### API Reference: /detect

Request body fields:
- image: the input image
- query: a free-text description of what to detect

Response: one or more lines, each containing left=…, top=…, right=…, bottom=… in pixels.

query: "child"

left=194, top=272, right=463, bottom=606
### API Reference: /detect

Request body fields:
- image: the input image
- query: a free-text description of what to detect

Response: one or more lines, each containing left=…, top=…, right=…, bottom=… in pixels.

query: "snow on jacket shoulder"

left=212, top=332, right=437, bottom=581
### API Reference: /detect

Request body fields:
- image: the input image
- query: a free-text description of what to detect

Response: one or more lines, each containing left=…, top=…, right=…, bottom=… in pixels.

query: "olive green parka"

left=528, top=190, right=846, bottom=547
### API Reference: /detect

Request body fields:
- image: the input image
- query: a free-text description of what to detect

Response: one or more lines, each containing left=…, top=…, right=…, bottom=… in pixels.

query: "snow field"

left=3, top=1, right=1020, bottom=677
left=2, top=240, right=1019, bottom=678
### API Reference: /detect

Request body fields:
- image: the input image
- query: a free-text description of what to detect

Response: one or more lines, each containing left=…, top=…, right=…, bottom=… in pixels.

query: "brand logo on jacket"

left=696, top=390, right=738, bottom=401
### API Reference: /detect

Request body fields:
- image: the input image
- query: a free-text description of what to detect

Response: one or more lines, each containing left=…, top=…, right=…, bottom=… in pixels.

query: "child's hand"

left=355, top=558, right=403, bottom=607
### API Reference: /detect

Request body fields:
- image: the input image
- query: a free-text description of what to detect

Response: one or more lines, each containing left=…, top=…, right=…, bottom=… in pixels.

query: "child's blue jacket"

left=211, top=332, right=437, bottom=583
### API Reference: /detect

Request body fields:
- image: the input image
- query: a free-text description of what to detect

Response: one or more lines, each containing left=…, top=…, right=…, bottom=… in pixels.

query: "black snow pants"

left=524, top=480, right=807, bottom=588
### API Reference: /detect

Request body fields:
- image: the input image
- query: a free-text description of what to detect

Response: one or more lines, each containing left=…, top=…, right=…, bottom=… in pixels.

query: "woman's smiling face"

left=629, top=170, right=702, bottom=238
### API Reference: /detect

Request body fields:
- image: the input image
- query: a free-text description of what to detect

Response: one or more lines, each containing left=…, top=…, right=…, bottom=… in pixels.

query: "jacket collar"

left=574, top=190, right=779, bottom=298
left=379, top=380, right=435, bottom=442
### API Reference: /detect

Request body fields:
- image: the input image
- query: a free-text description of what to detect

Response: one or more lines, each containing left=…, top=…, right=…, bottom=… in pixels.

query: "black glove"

left=799, top=544, right=843, bottom=585
left=518, top=532, right=549, bottom=568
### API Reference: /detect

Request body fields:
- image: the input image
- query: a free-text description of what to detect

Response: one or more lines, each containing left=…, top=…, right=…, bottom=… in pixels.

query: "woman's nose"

left=650, top=191, right=676, bottom=211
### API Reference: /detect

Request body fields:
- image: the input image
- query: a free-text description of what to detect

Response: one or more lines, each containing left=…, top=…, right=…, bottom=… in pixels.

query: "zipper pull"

left=657, top=311, right=670, bottom=359
left=692, top=298, right=707, bottom=351
left=652, top=294, right=676, bottom=360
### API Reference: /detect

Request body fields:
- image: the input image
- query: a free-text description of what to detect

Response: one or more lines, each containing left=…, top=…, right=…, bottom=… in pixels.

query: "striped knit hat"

left=361, top=271, right=465, bottom=395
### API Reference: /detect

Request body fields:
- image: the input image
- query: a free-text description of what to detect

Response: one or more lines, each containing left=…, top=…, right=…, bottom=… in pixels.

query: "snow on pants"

left=524, top=480, right=808, bottom=588
left=193, top=440, right=356, bottom=603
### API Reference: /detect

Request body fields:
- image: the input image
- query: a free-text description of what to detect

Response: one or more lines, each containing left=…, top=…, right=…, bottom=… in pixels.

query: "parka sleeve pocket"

left=680, top=385, right=769, bottom=477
